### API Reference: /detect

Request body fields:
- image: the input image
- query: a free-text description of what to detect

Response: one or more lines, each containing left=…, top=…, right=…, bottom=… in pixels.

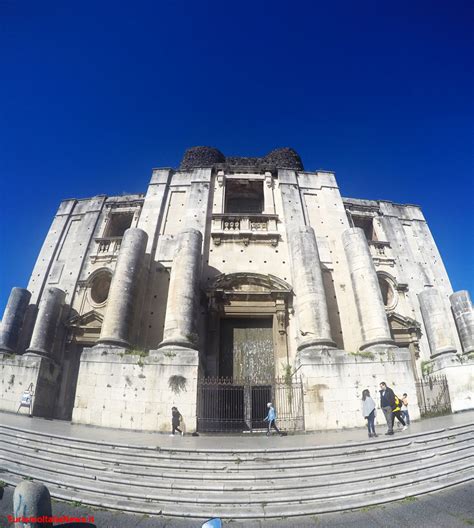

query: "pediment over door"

left=208, top=272, right=292, bottom=300
left=66, top=310, right=104, bottom=344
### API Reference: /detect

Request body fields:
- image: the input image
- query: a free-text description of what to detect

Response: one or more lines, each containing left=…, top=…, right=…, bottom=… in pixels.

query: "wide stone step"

left=2, top=435, right=472, bottom=482
left=2, top=465, right=472, bottom=519
left=2, top=422, right=472, bottom=459
left=3, top=444, right=473, bottom=495
left=2, top=427, right=472, bottom=471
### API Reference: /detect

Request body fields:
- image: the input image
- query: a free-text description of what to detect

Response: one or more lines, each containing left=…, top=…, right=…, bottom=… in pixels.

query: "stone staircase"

left=1, top=422, right=473, bottom=520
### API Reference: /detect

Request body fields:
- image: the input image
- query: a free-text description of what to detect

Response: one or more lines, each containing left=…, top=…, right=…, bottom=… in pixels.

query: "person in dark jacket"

left=379, top=382, right=406, bottom=435
left=380, top=381, right=406, bottom=435
left=170, top=406, right=184, bottom=436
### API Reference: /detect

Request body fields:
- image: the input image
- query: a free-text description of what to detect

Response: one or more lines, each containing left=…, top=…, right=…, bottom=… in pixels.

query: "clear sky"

left=0, top=0, right=473, bottom=311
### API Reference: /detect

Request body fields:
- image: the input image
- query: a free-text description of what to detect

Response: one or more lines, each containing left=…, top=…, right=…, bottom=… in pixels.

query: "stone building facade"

left=1, top=147, right=473, bottom=432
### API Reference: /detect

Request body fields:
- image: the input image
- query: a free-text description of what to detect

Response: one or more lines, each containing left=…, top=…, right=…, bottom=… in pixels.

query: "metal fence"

left=415, top=374, right=452, bottom=417
left=197, top=376, right=304, bottom=433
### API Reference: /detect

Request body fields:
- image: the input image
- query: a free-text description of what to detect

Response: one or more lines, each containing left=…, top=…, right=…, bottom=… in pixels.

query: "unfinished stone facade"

left=1, top=147, right=473, bottom=431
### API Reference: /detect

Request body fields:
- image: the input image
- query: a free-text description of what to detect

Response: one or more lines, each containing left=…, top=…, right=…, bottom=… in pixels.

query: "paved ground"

left=1, top=483, right=473, bottom=527
left=3, top=409, right=474, bottom=450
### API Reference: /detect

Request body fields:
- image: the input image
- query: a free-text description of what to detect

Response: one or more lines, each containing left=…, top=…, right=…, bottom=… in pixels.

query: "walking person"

left=392, top=394, right=407, bottom=430
left=401, top=393, right=410, bottom=425
left=264, top=402, right=282, bottom=436
left=170, top=406, right=184, bottom=436
left=379, top=381, right=406, bottom=435
left=361, top=389, right=377, bottom=438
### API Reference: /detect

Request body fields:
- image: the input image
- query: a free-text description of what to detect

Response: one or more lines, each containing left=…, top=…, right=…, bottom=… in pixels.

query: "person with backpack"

left=379, top=381, right=406, bottom=435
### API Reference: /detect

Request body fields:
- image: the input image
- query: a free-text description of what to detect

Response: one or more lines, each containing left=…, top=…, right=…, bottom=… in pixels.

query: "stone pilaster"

left=25, top=286, right=65, bottom=359
left=419, top=288, right=458, bottom=358
left=158, top=228, right=203, bottom=350
left=288, top=226, right=335, bottom=351
left=0, top=288, right=31, bottom=354
left=342, top=228, right=394, bottom=350
left=98, top=228, right=148, bottom=347
left=450, top=291, right=474, bottom=354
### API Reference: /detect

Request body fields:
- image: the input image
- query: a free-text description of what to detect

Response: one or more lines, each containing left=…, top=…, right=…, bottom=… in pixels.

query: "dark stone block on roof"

left=179, top=146, right=304, bottom=171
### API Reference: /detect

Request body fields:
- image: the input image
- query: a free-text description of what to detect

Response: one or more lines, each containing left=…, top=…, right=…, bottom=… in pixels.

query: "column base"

left=360, top=338, right=396, bottom=351
left=431, top=346, right=458, bottom=359
left=157, top=336, right=199, bottom=351
left=96, top=337, right=131, bottom=348
left=297, top=338, right=337, bottom=352
left=432, top=352, right=460, bottom=370
left=24, top=349, right=58, bottom=366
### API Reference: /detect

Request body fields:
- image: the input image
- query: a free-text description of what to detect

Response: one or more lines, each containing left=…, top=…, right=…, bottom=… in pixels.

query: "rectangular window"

left=225, top=180, right=264, bottom=214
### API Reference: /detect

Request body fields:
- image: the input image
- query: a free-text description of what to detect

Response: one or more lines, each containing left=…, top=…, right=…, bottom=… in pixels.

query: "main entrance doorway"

left=220, top=318, right=274, bottom=381
left=199, top=272, right=304, bottom=432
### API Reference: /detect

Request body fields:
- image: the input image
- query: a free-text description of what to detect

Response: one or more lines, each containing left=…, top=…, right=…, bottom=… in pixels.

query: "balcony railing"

left=90, top=237, right=122, bottom=262
left=368, top=240, right=395, bottom=266
left=211, top=214, right=279, bottom=245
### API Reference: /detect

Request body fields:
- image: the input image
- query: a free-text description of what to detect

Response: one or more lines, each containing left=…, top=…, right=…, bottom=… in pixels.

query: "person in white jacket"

left=361, top=389, right=378, bottom=438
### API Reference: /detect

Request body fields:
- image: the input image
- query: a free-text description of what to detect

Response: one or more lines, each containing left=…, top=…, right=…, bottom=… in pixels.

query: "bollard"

left=13, top=480, right=53, bottom=528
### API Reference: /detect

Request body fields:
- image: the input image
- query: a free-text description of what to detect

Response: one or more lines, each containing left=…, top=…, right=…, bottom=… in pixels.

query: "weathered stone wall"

left=297, top=347, right=419, bottom=431
left=73, top=346, right=199, bottom=432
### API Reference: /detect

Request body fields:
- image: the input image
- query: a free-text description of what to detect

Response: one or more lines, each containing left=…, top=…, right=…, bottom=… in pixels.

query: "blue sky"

left=0, top=0, right=473, bottom=311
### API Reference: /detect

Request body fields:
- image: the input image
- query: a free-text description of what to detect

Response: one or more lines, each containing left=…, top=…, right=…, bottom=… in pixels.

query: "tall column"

left=342, top=228, right=394, bottom=350
left=0, top=288, right=31, bottom=354
left=419, top=288, right=457, bottom=358
left=25, top=286, right=65, bottom=359
left=289, top=226, right=335, bottom=350
left=158, top=228, right=202, bottom=350
left=98, top=228, right=148, bottom=347
left=450, top=291, right=474, bottom=354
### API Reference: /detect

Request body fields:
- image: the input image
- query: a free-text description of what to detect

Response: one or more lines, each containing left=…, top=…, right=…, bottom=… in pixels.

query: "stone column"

left=342, top=228, right=394, bottom=350
left=25, top=286, right=65, bottom=359
left=289, top=226, right=335, bottom=350
left=419, top=288, right=457, bottom=358
left=158, top=228, right=202, bottom=350
left=0, top=288, right=31, bottom=354
left=450, top=291, right=474, bottom=354
left=98, top=228, right=148, bottom=347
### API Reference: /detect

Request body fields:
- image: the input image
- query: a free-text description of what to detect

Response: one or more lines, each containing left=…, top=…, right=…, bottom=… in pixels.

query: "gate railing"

left=197, top=376, right=304, bottom=433
left=415, top=374, right=452, bottom=417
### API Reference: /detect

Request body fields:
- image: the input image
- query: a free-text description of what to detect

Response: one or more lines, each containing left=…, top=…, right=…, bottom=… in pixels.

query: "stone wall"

left=297, top=347, right=419, bottom=431
left=72, top=346, right=199, bottom=432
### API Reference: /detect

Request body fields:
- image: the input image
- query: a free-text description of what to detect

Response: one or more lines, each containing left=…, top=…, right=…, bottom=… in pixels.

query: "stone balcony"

left=211, top=213, right=280, bottom=246
left=90, top=237, right=122, bottom=263
left=368, top=240, right=396, bottom=266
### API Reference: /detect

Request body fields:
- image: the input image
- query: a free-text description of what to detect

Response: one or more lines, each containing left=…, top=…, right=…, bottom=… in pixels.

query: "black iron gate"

left=415, top=374, right=451, bottom=417
left=197, top=377, right=304, bottom=433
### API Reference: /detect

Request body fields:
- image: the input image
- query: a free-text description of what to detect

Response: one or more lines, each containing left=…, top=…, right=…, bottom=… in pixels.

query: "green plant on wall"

left=421, top=360, right=434, bottom=377
left=169, top=375, right=187, bottom=394
left=349, top=351, right=375, bottom=361
left=282, top=362, right=294, bottom=407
